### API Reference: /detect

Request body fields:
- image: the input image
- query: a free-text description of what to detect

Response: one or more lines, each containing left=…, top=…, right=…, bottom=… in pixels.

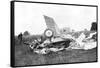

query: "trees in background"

left=23, top=31, right=30, bottom=36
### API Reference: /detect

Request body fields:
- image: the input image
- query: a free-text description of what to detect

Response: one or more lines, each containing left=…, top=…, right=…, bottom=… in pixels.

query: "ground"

left=15, top=43, right=97, bottom=66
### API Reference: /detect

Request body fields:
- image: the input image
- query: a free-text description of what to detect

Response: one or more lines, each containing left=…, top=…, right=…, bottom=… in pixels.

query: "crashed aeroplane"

left=24, top=15, right=97, bottom=54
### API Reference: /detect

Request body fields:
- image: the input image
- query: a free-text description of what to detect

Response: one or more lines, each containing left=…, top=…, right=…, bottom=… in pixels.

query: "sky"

left=15, top=2, right=96, bottom=35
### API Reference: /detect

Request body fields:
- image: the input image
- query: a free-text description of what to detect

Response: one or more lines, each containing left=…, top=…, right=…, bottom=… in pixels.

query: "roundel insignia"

left=44, top=29, right=53, bottom=37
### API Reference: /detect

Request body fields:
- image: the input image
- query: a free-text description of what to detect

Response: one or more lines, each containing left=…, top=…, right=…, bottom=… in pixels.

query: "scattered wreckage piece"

left=66, top=32, right=97, bottom=50
left=24, top=37, right=72, bottom=54
left=34, top=39, right=71, bottom=54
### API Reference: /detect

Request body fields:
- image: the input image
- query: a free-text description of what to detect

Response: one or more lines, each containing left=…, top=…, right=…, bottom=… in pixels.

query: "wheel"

left=30, top=44, right=34, bottom=49
left=41, top=48, right=50, bottom=54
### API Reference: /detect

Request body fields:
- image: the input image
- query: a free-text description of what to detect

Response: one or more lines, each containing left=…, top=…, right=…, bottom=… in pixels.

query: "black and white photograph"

left=11, top=1, right=98, bottom=67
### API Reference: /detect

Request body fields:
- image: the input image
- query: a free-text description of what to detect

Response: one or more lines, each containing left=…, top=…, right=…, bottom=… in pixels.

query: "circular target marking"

left=45, top=29, right=53, bottom=37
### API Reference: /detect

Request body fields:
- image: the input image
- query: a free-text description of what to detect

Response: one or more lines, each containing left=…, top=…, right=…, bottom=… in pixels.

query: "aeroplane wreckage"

left=24, top=15, right=97, bottom=54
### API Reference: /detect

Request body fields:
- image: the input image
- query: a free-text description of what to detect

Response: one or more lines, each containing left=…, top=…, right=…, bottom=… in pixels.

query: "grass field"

left=15, top=42, right=97, bottom=66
